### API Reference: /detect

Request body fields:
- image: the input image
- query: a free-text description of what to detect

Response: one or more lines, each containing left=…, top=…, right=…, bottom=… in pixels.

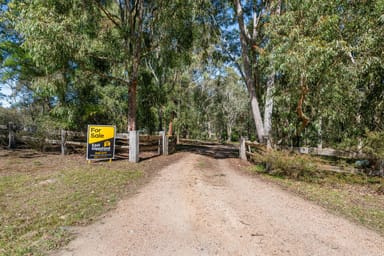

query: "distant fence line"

left=0, top=124, right=370, bottom=160
left=277, top=146, right=369, bottom=159
left=239, top=137, right=384, bottom=177
left=239, top=138, right=370, bottom=160
left=0, top=122, right=176, bottom=159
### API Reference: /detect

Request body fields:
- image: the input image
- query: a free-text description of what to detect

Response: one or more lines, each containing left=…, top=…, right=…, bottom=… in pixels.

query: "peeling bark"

left=126, top=0, right=144, bottom=132
left=263, top=0, right=281, bottom=146
left=296, top=75, right=310, bottom=136
left=168, top=121, right=173, bottom=136
left=251, top=92, right=265, bottom=142
left=264, top=73, right=275, bottom=139
left=234, top=0, right=265, bottom=143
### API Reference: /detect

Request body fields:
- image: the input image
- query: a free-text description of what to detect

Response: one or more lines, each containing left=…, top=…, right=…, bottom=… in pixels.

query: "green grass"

left=0, top=164, right=143, bottom=256
left=248, top=151, right=384, bottom=235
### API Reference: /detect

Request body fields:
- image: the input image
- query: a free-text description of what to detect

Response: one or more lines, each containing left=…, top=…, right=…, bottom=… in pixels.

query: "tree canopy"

left=1, top=0, right=383, bottom=150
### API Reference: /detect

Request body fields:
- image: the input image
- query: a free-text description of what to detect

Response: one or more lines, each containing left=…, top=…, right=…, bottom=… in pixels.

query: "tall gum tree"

left=9, top=0, right=210, bottom=132
left=89, top=0, right=144, bottom=131
left=232, top=0, right=282, bottom=143
left=89, top=0, right=217, bottom=132
left=265, top=0, right=382, bottom=147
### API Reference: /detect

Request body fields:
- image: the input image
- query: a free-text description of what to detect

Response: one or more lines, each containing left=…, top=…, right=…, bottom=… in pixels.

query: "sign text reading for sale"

left=87, top=125, right=116, bottom=160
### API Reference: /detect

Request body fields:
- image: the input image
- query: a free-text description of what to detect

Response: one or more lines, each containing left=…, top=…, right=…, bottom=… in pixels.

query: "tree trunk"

left=207, top=121, right=212, bottom=140
left=227, top=125, right=232, bottom=142
left=234, top=0, right=265, bottom=143
left=168, top=111, right=176, bottom=136
left=263, top=1, right=281, bottom=145
left=168, top=120, right=173, bottom=136
left=264, top=72, right=275, bottom=141
left=356, top=114, right=363, bottom=153
left=158, top=108, right=163, bottom=131
left=317, top=117, right=323, bottom=149
left=126, top=0, right=144, bottom=132
left=296, top=75, right=310, bottom=136
left=128, top=79, right=137, bottom=131
left=250, top=92, right=265, bottom=142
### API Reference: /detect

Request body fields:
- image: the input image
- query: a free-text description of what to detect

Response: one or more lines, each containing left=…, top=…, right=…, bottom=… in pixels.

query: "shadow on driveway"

left=176, top=143, right=239, bottom=159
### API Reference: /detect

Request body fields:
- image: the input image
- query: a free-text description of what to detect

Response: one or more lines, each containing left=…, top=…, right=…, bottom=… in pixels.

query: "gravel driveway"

left=55, top=153, right=384, bottom=256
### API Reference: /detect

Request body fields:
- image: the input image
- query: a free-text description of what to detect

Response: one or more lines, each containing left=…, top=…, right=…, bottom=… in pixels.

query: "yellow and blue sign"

left=86, top=125, right=116, bottom=160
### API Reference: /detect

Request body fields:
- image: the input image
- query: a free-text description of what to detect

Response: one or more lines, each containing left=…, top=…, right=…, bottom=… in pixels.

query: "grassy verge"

left=0, top=154, right=148, bottom=256
left=247, top=151, right=384, bottom=235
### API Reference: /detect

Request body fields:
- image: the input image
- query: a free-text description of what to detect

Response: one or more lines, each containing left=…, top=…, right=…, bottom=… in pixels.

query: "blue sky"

left=0, top=84, right=12, bottom=108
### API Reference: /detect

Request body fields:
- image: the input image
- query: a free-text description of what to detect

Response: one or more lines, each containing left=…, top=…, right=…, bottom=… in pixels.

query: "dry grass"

left=0, top=149, right=180, bottom=256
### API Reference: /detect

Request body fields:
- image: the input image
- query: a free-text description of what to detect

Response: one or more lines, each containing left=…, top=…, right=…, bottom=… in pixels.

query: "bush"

left=364, top=131, right=384, bottom=159
left=0, top=107, right=23, bottom=127
left=17, top=117, right=62, bottom=151
left=250, top=150, right=322, bottom=181
left=362, top=131, right=384, bottom=177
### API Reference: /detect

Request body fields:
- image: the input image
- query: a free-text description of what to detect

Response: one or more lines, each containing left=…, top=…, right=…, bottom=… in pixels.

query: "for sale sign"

left=86, top=125, right=116, bottom=160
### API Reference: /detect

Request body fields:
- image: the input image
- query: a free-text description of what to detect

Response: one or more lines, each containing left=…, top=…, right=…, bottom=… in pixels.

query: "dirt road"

left=55, top=152, right=384, bottom=256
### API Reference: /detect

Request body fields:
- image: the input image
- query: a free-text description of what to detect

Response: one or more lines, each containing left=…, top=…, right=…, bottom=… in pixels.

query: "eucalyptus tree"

left=1, top=0, right=49, bottom=123
left=7, top=0, right=214, bottom=132
left=3, top=1, right=103, bottom=129
left=9, top=0, right=151, bottom=130
left=210, top=72, right=249, bottom=142
left=210, top=0, right=283, bottom=143
left=169, top=63, right=248, bottom=141
left=266, top=0, right=384, bottom=147
left=351, top=1, right=384, bottom=132
left=142, top=0, right=217, bottom=133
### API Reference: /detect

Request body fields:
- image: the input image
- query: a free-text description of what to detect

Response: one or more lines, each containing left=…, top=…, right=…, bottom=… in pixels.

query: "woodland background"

left=1, top=0, right=384, bottom=156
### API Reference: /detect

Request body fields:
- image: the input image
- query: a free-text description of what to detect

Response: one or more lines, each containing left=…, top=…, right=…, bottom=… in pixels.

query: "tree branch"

left=233, top=0, right=252, bottom=43
left=145, top=59, right=159, bottom=83
left=296, top=74, right=310, bottom=136
left=222, top=41, right=247, bottom=83
left=93, top=0, right=121, bottom=29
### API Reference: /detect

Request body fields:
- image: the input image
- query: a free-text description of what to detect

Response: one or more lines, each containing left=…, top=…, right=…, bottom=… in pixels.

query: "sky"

left=1, top=2, right=12, bottom=108
left=0, top=84, right=12, bottom=108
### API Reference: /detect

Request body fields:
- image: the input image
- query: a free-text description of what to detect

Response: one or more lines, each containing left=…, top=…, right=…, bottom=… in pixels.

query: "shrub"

left=250, top=150, right=321, bottom=182
left=364, top=131, right=384, bottom=159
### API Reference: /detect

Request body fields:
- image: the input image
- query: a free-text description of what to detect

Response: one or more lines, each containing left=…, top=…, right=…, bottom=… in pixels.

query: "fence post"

left=160, top=131, right=168, bottom=156
left=61, top=129, right=67, bottom=155
left=8, top=122, right=15, bottom=149
left=129, top=131, right=139, bottom=163
left=239, top=136, right=247, bottom=160
left=158, top=136, right=162, bottom=155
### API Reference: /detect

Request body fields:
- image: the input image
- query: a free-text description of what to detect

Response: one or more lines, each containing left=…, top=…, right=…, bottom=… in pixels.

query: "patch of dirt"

left=0, top=149, right=184, bottom=178
left=0, top=149, right=83, bottom=176
left=54, top=153, right=384, bottom=256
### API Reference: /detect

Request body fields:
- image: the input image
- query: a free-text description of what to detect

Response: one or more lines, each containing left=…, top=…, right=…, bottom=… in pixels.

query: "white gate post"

left=160, top=131, right=168, bottom=156
left=129, top=131, right=139, bottom=163
left=239, top=136, right=247, bottom=160
left=61, top=129, right=67, bottom=156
